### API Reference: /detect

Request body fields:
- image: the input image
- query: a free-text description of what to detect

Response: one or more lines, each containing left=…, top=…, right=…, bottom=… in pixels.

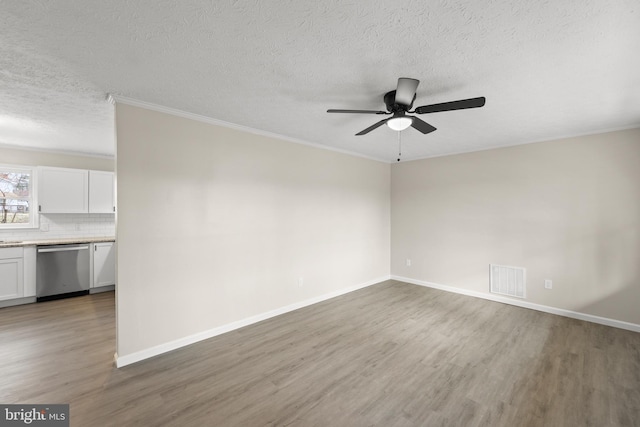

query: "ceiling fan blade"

left=415, top=97, right=485, bottom=114
left=410, top=117, right=437, bottom=134
left=327, top=109, right=389, bottom=115
left=356, top=118, right=390, bottom=135
left=395, top=78, right=420, bottom=106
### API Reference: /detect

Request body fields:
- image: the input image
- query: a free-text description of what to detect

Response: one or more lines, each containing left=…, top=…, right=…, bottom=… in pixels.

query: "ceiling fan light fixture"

left=387, top=117, right=412, bottom=131
left=327, top=78, right=484, bottom=136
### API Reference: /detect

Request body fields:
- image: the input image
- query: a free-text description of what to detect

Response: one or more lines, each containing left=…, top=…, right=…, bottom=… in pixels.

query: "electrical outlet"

left=406, top=259, right=411, bottom=267
left=298, top=277, right=304, bottom=288
left=544, top=279, right=552, bottom=289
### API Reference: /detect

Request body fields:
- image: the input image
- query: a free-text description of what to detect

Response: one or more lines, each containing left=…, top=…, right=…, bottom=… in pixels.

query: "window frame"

left=0, top=164, right=39, bottom=229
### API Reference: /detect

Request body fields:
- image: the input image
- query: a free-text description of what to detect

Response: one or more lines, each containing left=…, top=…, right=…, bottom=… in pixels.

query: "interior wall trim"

left=115, top=275, right=391, bottom=367
left=0, top=142, right=115, bottom=160
left=108, top=94, right=386, bottom=163
left=391, top=275, right=640, bottom=334
left=392, top=125, right=640, bottom=163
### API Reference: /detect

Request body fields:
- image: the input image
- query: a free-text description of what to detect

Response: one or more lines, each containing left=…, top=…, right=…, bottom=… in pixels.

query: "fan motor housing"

left=384, top=90, right=415, bottom=113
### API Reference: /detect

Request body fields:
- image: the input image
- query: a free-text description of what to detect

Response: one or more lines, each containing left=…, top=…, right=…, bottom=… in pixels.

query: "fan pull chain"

left=397, top=131, right=402, bottom=162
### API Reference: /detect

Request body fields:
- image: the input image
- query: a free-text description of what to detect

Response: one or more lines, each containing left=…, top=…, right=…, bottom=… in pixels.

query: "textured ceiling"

left=1, top=0, right=639, bottom=161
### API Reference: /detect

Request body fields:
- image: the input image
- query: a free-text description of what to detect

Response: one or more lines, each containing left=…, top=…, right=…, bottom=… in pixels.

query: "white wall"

left=391, top=128, right=640, bottom=325
left=115, top=103, right=390, bottom=362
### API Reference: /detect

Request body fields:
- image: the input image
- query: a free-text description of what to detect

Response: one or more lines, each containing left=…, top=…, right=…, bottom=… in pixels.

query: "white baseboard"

left=116, top=275, right=391, bottom=367
left=0, top=296, right=36, bottom=309
left=391, top=275, right=640, bottom=333
left=90, top=285, right=115, bottom=294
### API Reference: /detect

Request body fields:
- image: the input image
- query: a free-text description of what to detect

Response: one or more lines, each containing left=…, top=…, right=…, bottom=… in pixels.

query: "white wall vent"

left=490, top=264, right=526, bottom=298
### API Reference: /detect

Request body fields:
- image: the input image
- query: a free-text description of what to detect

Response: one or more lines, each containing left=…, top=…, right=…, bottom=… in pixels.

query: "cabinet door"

left=23, top=246, right=36, bottom=297
left=89, top=171, right=115, bottom=213
left=39, top=167, right=89, bottom=213
left=0, top=258, right=24, bottom=301
left=93, top=242, right=115, bottom=288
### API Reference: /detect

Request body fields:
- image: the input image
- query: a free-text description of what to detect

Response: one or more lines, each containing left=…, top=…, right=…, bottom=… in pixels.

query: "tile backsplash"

left=0, top=214, right=115, bottom=241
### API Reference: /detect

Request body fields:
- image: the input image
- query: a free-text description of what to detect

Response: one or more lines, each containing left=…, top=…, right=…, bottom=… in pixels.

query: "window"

left=0, top=165, right=37, bottom=229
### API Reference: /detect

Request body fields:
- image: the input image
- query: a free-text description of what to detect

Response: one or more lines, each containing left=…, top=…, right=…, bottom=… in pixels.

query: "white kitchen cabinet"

left=39, top=167, right=89, bottom=213
left=89, top=171, right=115, bottom=213
left=23, top=246, right=36, bottom=297
left=92, top=242, right=115, bottom=288
left=0, top=247, right=24, bottom=301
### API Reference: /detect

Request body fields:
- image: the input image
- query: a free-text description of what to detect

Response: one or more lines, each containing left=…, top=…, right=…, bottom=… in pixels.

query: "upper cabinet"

left=39, top=167, right=89, bottom=213
left=39, top=167, right=114, bottom=214
left=88, top=171, right=115, bottom=213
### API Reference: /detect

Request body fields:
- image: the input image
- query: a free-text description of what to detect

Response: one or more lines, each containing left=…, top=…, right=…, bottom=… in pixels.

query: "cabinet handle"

left=39, top=205, right=42, bottom=212
left=38, top=245, right=89, bottom=253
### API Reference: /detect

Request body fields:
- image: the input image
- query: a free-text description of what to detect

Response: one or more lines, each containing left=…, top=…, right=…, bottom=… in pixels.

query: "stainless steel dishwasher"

left=36, top=244, right=90, bottom=301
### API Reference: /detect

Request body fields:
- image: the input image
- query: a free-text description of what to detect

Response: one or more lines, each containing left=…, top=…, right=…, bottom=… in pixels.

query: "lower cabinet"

left=0, top=246, right=35, bottom=302
left=0, top=250, right=23, bottom=301
left=92, top=242, right=116, bottom=289
left=0, top=241, right=115, bottom=307
left=23, top=246, right=36, bottom=297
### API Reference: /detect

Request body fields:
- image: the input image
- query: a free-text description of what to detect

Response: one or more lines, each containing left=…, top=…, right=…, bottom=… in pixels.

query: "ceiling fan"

left=327, top=78, right=485, bottom=135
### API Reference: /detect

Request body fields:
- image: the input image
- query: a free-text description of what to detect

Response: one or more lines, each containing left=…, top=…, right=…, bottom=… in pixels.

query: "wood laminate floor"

left=1, top=280, right=639, bottom=426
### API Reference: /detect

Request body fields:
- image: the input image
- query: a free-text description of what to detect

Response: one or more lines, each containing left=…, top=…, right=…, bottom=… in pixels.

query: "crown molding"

left=0, top=142, right=114, bottom=160
left=403, top=124, right=640, bottom=163
left=107, top=94, right=388, bottom=164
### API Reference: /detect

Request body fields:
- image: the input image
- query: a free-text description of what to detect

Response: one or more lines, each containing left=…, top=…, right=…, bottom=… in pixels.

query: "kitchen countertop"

left=0, top=236, right=115, bottom=248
